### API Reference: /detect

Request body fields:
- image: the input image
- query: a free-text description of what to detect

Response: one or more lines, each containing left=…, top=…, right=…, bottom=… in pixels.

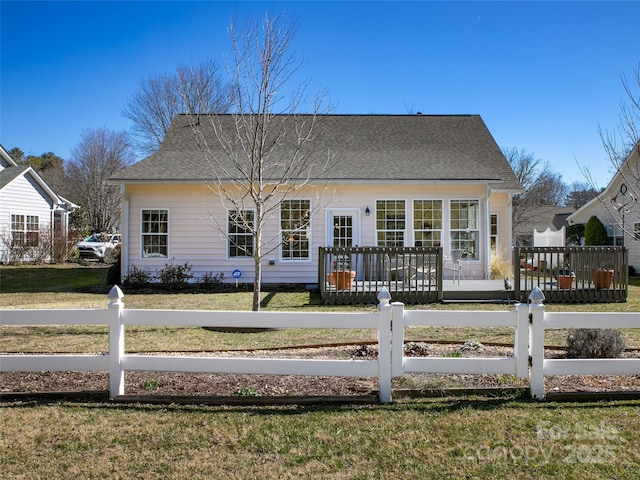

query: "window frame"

left=280, top=199, right=311, bottom=261
left=375, top=199, right=406, bottom=247
left=413, top=199, right=443, bottom=247
left=141, top=208, right=169, bottom=259
left=490, top=213, right=499, bottom=256
left=449, top=199, right=480, bottom=260
left=10, top=214, right=25, bottom=246
left=227, top=209, right=255, bottom=258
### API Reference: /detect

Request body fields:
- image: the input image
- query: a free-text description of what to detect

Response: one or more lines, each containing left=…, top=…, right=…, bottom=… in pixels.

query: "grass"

left=2, top=265, right=640, bottom=479
left=1, top=266, right=639, bottom=353
left=2, top=398, right=640, bottom=479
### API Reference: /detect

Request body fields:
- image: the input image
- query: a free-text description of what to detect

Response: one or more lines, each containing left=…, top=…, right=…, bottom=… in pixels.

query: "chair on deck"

left=445, top=249, right=464, bottom=285
left=388, top=254, right=436, bottom=287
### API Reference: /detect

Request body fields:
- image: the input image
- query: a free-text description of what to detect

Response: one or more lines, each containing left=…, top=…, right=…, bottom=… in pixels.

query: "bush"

left=566, top=328, right=626, bottom=359
left=123, top=264, right=153, bottom=290
left=106, top=247, right=121, bottom=286
left=158, top=259, right=193, bottom=292
left=489, top=255, right=509, bottom=280
left=199, top=271, right=225, bottom=291
left=584, top=216, right=610, bottom=246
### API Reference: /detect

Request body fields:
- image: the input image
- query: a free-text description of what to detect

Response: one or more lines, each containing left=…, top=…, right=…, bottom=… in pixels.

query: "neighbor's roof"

left=110, top=114, right=521, bottom=189
left=514, top=205, right=576, bottom=237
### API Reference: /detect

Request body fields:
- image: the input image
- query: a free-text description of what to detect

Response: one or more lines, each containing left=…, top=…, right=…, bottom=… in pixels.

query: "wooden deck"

left=319, top=246, right=628, bottom=305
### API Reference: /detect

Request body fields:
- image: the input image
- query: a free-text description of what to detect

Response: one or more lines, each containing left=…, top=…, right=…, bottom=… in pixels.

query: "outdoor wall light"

left=365, top=206, right=370, bottom=216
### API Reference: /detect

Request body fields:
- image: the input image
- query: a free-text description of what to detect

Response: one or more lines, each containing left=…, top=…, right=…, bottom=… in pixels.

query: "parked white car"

left=76, top=233, right=119, bottom=262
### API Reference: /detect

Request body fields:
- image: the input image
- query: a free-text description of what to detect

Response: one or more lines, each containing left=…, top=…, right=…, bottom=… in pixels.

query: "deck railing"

left=514, top=246, right=628, bottom=303
left=319, top=246, right=443, bottom=305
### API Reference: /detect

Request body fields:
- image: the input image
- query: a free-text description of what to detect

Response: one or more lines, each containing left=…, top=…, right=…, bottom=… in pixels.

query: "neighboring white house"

left=567, top=144, right=640, bottom=272
left=0, top=145, right=77, bottom=263
left=109, top=114, right=522, bottom=285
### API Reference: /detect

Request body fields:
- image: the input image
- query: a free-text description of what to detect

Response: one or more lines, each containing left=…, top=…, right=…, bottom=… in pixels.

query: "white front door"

left=327, top=209, right=360, bottom=247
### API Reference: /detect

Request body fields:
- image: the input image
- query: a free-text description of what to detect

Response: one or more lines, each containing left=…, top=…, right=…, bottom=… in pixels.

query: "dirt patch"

left=2, top=343, right=640, bottom=399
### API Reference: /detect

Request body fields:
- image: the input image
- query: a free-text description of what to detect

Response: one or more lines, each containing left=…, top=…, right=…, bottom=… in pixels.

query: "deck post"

left=108, top=285, right=125, bottom=398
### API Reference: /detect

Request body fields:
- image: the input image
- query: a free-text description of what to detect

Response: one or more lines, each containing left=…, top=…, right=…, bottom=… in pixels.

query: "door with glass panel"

left=327, top=209, right=360, bottom=275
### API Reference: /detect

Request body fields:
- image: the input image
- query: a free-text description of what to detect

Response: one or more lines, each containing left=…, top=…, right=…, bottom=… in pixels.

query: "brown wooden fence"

left=514, top=246, right=628, bottom=303
left=319, top=246, right=443, bottom=305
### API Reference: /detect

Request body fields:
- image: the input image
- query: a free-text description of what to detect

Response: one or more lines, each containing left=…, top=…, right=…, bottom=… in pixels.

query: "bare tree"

left=565, top=181, right=600, bottom=210
left=123, top=60, right=230, bottom=157
left=189, top=12, right=333, bottom=311
left=503, top=147, right=568, bottom=243
left=68, top=128, right=135, bottom=233
left=582, top=63, right=640, bottom=238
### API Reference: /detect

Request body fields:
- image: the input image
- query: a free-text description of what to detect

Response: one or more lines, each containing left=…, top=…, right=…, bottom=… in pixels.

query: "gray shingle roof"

left=110, top=114, right=521, bottom=190
left=0, top=165, right=29, bottom=190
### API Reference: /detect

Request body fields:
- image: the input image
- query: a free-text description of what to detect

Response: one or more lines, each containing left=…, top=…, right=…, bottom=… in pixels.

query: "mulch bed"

left=2, top=343, right=640, bottom=402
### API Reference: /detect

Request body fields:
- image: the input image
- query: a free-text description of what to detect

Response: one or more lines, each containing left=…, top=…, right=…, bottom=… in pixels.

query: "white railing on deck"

left=1, top=286, right=639, bottom=402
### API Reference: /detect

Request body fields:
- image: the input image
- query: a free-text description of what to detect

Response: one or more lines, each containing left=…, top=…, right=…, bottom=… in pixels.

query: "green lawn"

left=2, top=265, right=640, bottom=479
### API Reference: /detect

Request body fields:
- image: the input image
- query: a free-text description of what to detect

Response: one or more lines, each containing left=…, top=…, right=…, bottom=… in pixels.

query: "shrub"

left=199, top=271, right=226, bottom=291
left=489, top=255, right=509, bottom=280
left=106, top=247, right=121, bottom=286
left=123, top=264, right=153, bottom=289
left=566, top=328, right=626, bottom=359
left=158, top=259, right=193, bottom=292
left=584, top=216, right=610, bottom=246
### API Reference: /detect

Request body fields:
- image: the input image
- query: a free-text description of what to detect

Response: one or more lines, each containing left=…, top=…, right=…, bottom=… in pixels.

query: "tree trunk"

left=252, top=257, right=261, bottom=311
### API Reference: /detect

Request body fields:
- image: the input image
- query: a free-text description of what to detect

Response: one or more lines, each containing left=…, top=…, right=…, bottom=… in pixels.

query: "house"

left=567, top=144, right=640, bottom=272
left=0, top=145, right=78, bottom=263
left=109, top=114, right=522, bottom=285
left=513, top=204, right=575, bottom=246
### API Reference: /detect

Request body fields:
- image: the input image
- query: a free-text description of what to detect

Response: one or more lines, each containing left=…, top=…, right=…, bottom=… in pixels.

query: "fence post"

left=377, top=288, right=392, bottom=403
left=391, top=301, right=405, bottom=378
left=528, top=287, right=546, bottom=400
left=514, top=303, right=529, bottom=379
left=108, top=285, right=125, bottom=398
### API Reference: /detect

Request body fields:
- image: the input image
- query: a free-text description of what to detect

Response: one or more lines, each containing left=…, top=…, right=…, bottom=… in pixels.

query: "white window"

left=450, top=200, right=479, bottom=260
left=376, top=200, right=405, bottom=247
left=141, top=209, right=168, bottom=258
left=228, top=209, right=254, bottom=258
left=281, top=199, right=311, bottom=260
left=490, top=214, right=498, bottom=255
left=10, top=214, right=39, bottom=246
left=634, top=222, right=640, bottom=241
left=413, top=200, right=442, bottom=247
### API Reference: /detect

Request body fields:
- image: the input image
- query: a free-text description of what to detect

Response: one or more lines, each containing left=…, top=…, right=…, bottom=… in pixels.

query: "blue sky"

left=1, top=1, right=639, bottom=187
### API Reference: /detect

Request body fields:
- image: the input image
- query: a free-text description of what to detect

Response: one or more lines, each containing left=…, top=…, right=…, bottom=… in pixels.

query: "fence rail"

left=1, top=286, right=639, bottom=402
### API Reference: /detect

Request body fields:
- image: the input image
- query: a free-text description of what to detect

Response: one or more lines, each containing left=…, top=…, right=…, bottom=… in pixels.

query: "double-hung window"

left=490, top=214, right=498, bottom=256
left=281, top=199, right=311, bottom=260
left=228, top=209, right=254, bottom=257
left=450, top=200, right=479, bottom=260
left=141, top=209, right=168, bottom=258
left=376, top=200, right=406, bottom=247
left=10, top=214, right=38, bottom=246
left=413, top=200, right=442, bottom=247
left=10, top=214, right=25, bottom=246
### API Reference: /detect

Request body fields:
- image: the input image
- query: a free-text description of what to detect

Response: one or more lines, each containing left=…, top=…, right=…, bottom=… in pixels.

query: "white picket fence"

left=1, top=286, right=639, bottom=402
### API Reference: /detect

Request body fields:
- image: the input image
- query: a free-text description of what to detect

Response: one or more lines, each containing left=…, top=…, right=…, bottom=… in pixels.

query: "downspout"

left=506, top=191, right=514, bottom=276
left=121, top=184, right=129, bottom=281
left=484, top=185, right=491, bottom=279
